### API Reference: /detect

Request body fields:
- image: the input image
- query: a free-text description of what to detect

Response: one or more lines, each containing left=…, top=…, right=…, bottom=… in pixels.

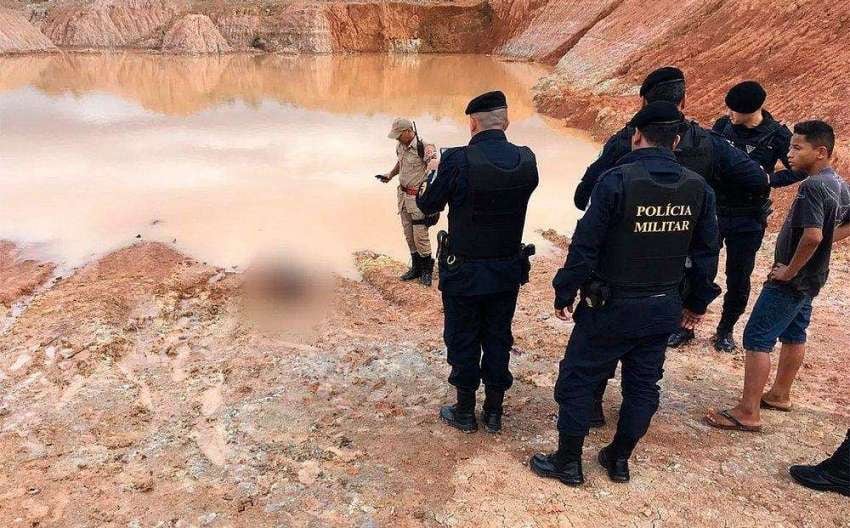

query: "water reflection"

left=0, top=53, right=597, bottom=275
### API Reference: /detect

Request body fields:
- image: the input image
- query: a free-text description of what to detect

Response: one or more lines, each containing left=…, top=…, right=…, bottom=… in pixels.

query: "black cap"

left=629, top=101, right=684, bottom=129
left=725, top=81, right=766, bottom=114
left=639, top=67, right=685, bottom=97
left=465, top=91, right=508, bottom=115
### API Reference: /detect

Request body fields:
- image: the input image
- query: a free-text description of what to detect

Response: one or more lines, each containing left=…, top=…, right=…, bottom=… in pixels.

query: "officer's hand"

left=375, top=174, right=391, bottom=183
left=681, top=309, right=702, bottom=330
left=555, top=304, right=573, bottom=321
left=424, top=144, right=437, bottom=160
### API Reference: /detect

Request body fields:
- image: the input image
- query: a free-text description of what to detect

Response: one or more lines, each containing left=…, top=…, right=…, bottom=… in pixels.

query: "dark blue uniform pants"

left=556, top=323, right=668, bottom=439
left=443, top=289, right=519, bottom=392
left=717, top=226, right=765, bottom=334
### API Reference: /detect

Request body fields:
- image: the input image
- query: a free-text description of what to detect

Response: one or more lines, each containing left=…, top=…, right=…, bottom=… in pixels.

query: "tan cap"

left=388, top=117, right=414, bottom=139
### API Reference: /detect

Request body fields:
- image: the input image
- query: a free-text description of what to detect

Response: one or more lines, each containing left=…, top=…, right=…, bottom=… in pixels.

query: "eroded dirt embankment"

left=1, top=238, right=849, bottom=526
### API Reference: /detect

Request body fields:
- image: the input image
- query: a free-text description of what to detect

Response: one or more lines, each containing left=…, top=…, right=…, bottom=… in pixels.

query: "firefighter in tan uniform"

left=378, top=118, right=438, bottom=286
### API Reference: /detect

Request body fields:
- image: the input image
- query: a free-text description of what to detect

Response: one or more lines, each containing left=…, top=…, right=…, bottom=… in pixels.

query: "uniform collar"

left=470, top=129, right=507, bottom=145
left=616, top=146, right=678, bottom=165
left=399, top=137, right=418, bottom=151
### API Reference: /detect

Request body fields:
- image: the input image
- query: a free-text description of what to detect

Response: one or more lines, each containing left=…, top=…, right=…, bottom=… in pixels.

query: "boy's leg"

left=728, top=351, right=771, bottom=426
left=705, top=284, right=807, bottom=429
left=764, top=297, right=812, bottom=406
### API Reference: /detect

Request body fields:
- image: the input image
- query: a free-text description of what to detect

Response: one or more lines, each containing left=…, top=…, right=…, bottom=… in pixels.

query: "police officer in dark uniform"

left=530, top=102, right=720, bottom=485
left=709, top=81, right=807, bottom=351
left=417, top=91, right=539, bottom=434
left=574, top=67, right=764, bottom=428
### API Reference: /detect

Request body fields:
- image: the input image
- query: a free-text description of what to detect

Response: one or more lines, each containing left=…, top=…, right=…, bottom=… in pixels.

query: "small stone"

left=198, top=512, right=218, bottom=526
left=10, top=353, right=32, bottom=372
left=297, top=461, right=321, bottom=485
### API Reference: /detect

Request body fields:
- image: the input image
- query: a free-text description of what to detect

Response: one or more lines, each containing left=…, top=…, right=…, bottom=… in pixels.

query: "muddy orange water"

left=0, top=53, right=598, bottom=276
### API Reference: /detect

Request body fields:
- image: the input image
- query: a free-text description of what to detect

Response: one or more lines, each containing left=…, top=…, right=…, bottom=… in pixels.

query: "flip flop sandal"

left=703, top=409, right=762, bottom=432
left=760, top=398, right=792, bottom=412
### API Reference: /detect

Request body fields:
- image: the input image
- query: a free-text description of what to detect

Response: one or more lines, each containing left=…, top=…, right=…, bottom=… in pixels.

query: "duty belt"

left=401, top=185, right=419, bottom=196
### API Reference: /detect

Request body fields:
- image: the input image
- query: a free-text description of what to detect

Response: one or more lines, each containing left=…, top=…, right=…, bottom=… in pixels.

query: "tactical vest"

left=597, top=163, right=705, bottom=294
left=716, top=115, right=787, bottom=172
left=448, top=144, right=538, bottom=259
left=616, top=123, right=714, bottom=180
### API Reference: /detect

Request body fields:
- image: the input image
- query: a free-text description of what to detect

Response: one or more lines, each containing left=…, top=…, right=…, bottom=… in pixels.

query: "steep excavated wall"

left=532, top=0, right=850, bottom=150
left=0, top=8, right=57, bottom=53
left=161, top=13, right=231, bottom=53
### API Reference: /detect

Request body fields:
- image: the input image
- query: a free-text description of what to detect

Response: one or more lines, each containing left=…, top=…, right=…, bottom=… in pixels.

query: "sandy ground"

left=0, top=232, right=848, bottom=527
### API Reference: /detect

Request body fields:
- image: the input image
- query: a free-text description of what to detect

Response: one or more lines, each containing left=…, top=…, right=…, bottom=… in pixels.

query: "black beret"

left=725, top=81, right=766, bottom=114
left=629, top=101, right=684, bottom=129
left=640, top=67, right=685, bottom=97
left=465, top=90, right=508, bottom=115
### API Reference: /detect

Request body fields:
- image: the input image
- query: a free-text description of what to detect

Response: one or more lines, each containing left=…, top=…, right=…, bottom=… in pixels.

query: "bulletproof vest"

left=674, top=122, right=715, bottom=183
left=676, top=121, right=767, bottom=214
left=449, top=144, right=538, bottom=259
left=597, top=163, right=705, bottom=294
left=716, top=116, right=785, bottom=171
left=617, top=124, right=715, bottom=182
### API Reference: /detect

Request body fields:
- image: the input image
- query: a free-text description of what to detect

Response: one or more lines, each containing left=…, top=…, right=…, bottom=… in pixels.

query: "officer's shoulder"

left=596, top=165, right=627, bottom=187
left=713, top=115, right=730, bottom=130
left=607, top=126, right=633, bottom=144
left=439, top=146, right=466, bottom=164
left=509, top=142, right=537, bottom=157
left=773, top=121, right=793, bottom=141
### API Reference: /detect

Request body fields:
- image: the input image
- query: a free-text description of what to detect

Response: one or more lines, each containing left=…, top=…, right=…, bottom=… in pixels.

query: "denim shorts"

left=742, top=282, right=813, bottom=352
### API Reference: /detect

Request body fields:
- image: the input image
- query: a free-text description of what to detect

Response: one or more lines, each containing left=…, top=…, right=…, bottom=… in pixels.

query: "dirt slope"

left=1, top=239, right=848, bottom=526
left=162, top=13, right=231, bottom=53
left=0, top=7, right=56, bottom=54
left=530, top=0, right=850, bottom=170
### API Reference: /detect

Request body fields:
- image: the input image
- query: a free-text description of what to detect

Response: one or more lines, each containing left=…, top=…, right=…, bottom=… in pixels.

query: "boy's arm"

left=771, top=227, right=823, bottom=282
left=835, top=219, right=850, bottom=243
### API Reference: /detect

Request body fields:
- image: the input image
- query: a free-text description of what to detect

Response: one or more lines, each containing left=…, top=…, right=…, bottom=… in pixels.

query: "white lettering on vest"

left=633, top=203, right=693, bottom=233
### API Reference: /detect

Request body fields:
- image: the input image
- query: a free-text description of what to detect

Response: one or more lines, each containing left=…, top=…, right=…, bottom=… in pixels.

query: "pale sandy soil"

left=1, top=232, right=848, bottom=527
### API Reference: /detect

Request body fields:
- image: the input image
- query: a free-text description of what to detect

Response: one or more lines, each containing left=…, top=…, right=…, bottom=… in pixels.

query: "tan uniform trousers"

left=398, top=187, right=432, bottom=256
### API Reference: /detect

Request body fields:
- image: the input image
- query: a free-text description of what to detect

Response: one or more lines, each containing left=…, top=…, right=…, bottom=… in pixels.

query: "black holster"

left=580, top=278, right=611, bottom=309
left=520, top=243, right=536, bottom=285
left=437, top=230, right=463, bottom=270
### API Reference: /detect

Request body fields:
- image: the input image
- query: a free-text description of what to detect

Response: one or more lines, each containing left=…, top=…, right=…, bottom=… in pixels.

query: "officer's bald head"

left=470, top=108, right=509, bottom=135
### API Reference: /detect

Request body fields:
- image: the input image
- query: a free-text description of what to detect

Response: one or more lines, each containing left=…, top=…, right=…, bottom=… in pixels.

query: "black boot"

left=712, top=330, right=737, bottom=353
left=440, top=389, right=478, bottom=433
left=419, top=255, right=434, bottom=287
left=481, top=388, right=504, bottom=433
left=789, top=431, right=850, bottom=496
left=598, top=445, right=631, bottom=483
left=590, top=398, right=606, bottom=428
left=400, top=253, right=422, bottom=281
left=529, top=433, right=585, bottom=486
left=667, top=327, right=695, bottom=348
